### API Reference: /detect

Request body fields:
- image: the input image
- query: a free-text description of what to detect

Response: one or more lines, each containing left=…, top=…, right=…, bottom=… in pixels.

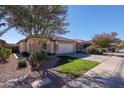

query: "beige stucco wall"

left=26, top=37, right=52, bottom=54
left=18, top=41, right=27, bottom=53
left=18, top=36, right=76, bottom=54
left=49, top=41, right=55, bottom=54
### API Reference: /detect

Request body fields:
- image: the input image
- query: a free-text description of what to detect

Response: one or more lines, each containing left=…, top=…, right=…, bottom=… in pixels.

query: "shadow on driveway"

left=64, top=71, right=124, bottom=88
left=64, top=59, right=124, bottom=88
left=36, top=69, right=66, bottom=88
left=31, top=56, right=73, bottom=88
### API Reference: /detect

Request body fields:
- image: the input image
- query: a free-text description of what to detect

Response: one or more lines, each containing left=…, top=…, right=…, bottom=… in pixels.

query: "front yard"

left=0, top=53, right=99, bottom=87
left=54, top=56, right=99, bottom=77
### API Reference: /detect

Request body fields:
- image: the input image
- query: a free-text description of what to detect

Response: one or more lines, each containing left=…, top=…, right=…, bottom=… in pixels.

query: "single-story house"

left=16, top=35, right=76, bottom=54
left=75, top=39, right=91, bottom=52
left=6, top=44, right=19, bottom=53
left=0, top=39, right=7, bottom=46
left=0, top=39, right=19, bottom=53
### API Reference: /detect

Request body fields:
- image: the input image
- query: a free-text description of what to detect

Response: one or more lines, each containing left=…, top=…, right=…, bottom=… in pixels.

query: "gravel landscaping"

left=0, top=55, right=69, bottom=88
left=0, top=55, right=30, bottom=82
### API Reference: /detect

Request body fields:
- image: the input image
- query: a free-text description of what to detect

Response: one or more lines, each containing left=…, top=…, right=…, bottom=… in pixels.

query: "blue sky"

left=1, top=5, right=124, bottom=43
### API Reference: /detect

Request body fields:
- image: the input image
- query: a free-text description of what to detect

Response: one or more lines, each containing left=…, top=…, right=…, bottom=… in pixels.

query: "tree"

left=0, top=9, right=6, bottom=36
left=0, top=7, right=14, bottom=37
left=0, top=6, right=68, bottom=36
left=0, top=6, right=69, bottom=49
left=92, top=32, right=120, bottom=48
left=109, top=32, right=121, bottom=44
left=0, top=22, right=6, bottom=37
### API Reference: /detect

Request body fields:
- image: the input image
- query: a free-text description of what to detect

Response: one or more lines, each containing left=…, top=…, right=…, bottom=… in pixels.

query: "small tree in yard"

left=0, top=5, right=68, bottom=46
left=0, top=6, right=68, bottom=38
left=92, top=32, right=120, bottom=48
left=0, top=5, right=69, bottom=66
left=92, top=36, right=111, bottom=48
left=0, top=5, right=69, bottom=51
left=86, top=32, right=121, bottom=54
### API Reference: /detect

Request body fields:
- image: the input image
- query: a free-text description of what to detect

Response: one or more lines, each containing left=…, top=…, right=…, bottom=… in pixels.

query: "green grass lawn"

left=55, top=55, right=99, bottom=77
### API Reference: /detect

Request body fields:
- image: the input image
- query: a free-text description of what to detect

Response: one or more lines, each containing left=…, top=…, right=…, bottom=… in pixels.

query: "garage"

left=58, top=43, right=74, bottom=54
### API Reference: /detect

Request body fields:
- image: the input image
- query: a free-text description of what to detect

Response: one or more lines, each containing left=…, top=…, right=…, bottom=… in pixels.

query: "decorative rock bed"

left=0, top=74, right=32, bottom=88
left=31, top=78, right=52, bottom=88
left=0, top=53, right=32, bottom=87
left=0, top=55, right=73, bottom=88
left=6, top=74, right=30, bottom=84
left=0, top=53, right=52, bottom=88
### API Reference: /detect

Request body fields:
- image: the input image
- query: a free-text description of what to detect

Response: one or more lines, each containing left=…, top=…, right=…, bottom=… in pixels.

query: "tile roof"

left=0, top=39, right=6, bottom=43
left=51, top=36, right=75, bottom=42
left=16, top=35, right=75, bottom=44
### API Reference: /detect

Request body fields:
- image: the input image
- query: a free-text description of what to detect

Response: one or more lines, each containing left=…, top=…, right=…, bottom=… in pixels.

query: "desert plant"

left=29, top=49, right=48, bottom=66
left=18, top=59, right=27, bottom=69
left=0, top=47, right=12, bottom=60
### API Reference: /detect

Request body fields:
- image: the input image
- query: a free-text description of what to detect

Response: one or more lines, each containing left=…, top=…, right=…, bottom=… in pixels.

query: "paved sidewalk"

left=65, top=53, right=110, bottom=63
left=63, top=56, right=124, bottom=88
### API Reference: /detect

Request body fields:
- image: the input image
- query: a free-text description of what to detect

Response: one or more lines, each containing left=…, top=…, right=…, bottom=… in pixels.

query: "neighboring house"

left=75, top=40, right=84, bottom=52
left=7, top=44, right=19, bottom=53
left=16, top=35, right=76, bottom=54
left=75, top=39, right=91, bottom=52
left=0, top=39, right=7, bottom=46
left=0, top=39, right=19, bottom=53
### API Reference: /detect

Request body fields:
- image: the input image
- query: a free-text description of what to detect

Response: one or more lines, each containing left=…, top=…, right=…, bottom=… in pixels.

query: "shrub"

left=85, top=45, right=96, bottom=54
left=21, top=52, right=30, bottom=57
left=85, top=45, right=103, bottom=54
left=29, top=49, right=48, bottom=66
left=110, top=46, right=116, bottom=52
left=0, top=47, right=12, bottom=60
left=18, top=59, right=27, bottom=69
left=97, top=48, right=104, bottom=54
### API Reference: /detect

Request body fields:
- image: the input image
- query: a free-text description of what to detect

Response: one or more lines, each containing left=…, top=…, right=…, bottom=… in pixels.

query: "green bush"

left=109, top=46, right=116, bottom=52
left=29, top=49, right=48, bottom=66
left=85, top=46, right=103, bottom=54
left=0, top=47, right=12, bottom=60
left=18, top=59, right=27, bottom=69
left=97, top=48, right=104, bottom=54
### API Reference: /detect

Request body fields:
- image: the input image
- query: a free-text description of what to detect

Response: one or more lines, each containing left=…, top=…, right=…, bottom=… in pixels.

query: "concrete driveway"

left=63, top=52, right=124, bottom=88
left=65, top=53, right=110, bottom=63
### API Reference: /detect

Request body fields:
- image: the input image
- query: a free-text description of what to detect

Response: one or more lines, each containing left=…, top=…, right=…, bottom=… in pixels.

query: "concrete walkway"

left=63, top=55, right=124, bottom=88
left=65, top=53, right=110, bottom=63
